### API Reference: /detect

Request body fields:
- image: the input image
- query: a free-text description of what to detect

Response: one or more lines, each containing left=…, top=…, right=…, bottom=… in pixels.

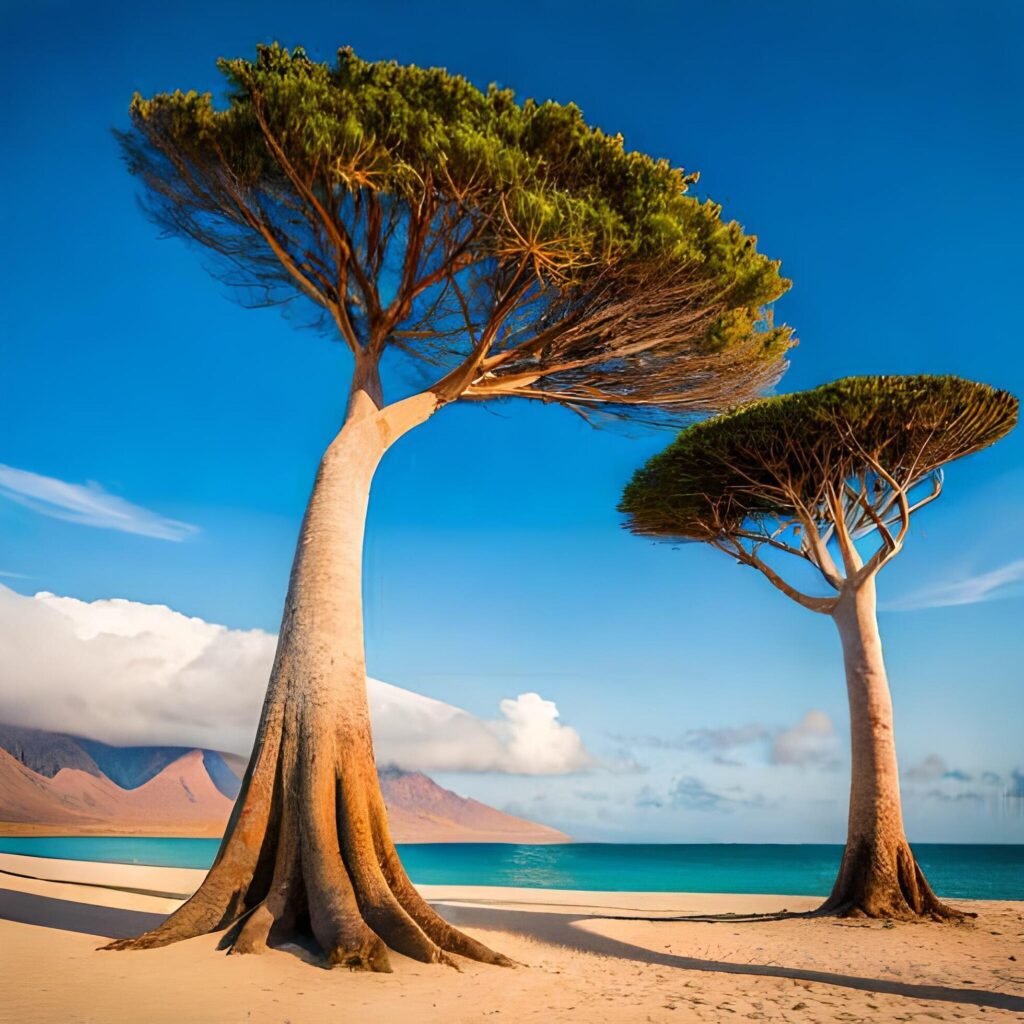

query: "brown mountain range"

left=0, top=724, right=568, bottom=844
left=0, top=746, right=232, bottom=837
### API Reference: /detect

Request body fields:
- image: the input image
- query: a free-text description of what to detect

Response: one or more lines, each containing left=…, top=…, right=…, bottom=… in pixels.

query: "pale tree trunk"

left=106, top=384, right=512, bottom=970
left=820, top=576, right=961, bottom=920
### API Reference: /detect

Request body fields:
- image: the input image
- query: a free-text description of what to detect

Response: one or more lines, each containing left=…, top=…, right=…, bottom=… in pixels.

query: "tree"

left=106, top=44, right=793, bottom=969
left=620, top=376, right=1018, bottom=920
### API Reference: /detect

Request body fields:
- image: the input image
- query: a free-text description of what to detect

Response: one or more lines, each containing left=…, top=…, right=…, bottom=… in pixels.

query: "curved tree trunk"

left=819, top=578, right=962, bottom=921
left=105, top=385, right=512, bottom=970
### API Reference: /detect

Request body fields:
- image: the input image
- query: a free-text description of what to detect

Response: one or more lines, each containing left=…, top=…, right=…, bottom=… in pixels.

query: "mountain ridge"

left=0, top=723, right=568, bottom=844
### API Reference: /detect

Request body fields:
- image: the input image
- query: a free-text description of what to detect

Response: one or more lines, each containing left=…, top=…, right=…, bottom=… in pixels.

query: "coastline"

left=2, top=853, right=1022, bottom=1023
left=0, top=851, right=825, bottom=913
left=3, top=837, right=1022, bottom=902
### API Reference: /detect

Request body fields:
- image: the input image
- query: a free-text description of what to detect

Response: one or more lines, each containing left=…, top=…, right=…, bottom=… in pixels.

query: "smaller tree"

left=620, top=376, right=1018, bottom=920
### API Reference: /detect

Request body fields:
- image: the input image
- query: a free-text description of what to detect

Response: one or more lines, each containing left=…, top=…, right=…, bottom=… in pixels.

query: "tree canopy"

left=620, top=375, right=1018, bottom=608
left=120, top=43, right=793, bottom=417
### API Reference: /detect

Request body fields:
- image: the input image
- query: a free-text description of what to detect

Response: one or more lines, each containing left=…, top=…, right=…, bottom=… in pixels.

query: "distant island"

left=0, top=723, right=567, bottom=845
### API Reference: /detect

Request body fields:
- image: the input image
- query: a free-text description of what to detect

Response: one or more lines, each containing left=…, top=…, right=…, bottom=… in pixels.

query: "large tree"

left=620, top=376, right=1017, bottom=919
left=107, top=44, right=792, bottom=969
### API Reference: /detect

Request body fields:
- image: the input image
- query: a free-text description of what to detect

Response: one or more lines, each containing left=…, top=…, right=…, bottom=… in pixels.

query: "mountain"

left=378, top=767, right=566, bottom=844
left=0, top=723, right=241, bottom=797
left=0, top=724, right=568, bottom=844
left=0, top=746, right=233, bottom=837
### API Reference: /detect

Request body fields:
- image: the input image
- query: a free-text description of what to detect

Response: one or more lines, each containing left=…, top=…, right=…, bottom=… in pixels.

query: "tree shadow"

left=4, top=887, right=1021, bottom=1012
left=437, top=903, right=1024, bottom=1014
left=594, top=908, right=817, bottom=924
left=0, top=888, right=166, bottom=940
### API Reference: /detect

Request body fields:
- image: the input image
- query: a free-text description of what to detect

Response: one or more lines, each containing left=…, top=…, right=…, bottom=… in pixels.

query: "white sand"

left=1, top=855, right=1022, bottom=1023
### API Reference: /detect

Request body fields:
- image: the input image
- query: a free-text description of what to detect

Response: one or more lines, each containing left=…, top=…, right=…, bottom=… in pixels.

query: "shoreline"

left=0, top=851, right=1013, bottom=908
left=2, top=842, right=1021, bottom=904
left=1, top=850, right=829, bottom=912
left=2, top=851, right=1017, bottom=917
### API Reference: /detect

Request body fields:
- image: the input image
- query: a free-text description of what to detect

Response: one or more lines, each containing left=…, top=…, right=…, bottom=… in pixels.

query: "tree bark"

left=819, top=577, right=962, bottom=921
left=105, top=385, right=513, bottom=970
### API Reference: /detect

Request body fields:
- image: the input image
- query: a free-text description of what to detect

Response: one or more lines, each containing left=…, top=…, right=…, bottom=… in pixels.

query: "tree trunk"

left=819, top=577, right=962, bottom=921
left=105, top=386, right=512, bottom=970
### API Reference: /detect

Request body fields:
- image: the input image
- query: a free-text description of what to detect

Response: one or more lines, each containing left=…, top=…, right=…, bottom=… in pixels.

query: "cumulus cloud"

left=885, top=559, right=1024, bottom=611
left=770, top=710, right=839, bottom=768
left=371, top=683, right=594, bottom=775
left=0, top=464, right=197, bottom=541
left=0, top=585, right=593, bottom=775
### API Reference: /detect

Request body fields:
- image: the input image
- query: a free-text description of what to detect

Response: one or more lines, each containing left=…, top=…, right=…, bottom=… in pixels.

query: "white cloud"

left=372, top=683, right=593, bottom=774
left=770, top=709, right=839, bottom=768
left=0, top=585, right=592, bottom=775
left=886, top=559, right=1024, bottom=611
left=0, top=463, right=197, bottom=541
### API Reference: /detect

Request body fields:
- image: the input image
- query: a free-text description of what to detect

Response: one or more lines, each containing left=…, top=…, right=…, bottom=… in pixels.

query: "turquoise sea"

left=1, top=838, right=1021, bottom=900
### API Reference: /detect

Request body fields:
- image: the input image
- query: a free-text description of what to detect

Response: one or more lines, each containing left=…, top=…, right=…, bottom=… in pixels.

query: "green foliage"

left=621, top=375, right=1019, bottom=539
left=122, top=43, right=791, bottom=360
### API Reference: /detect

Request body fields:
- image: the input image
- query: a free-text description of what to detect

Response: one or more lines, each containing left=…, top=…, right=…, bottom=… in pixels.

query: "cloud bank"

left=0, top=463, right=197, bottom=541
left=0, top=586, right=592, bottom=775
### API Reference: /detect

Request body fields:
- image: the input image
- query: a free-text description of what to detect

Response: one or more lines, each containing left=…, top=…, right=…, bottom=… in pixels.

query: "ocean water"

left=1, top=838, right=1021, bottom=900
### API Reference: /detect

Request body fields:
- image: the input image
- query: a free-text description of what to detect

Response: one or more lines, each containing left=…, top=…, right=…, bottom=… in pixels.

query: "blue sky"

left=1, top=0, right=1022, bottom=841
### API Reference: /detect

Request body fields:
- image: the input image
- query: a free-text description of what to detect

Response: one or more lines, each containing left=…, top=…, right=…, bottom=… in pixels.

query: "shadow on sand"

left=437, top=902, right=1024, bottom=1014
left=0, top=888, right=166, bottom=939
left=2, top=887, right=1021, bottom=1013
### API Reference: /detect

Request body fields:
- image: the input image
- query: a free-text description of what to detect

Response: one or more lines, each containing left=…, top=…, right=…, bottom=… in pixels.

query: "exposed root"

left=228, top=903, right=275, bottom=955
left=817, top=837, right=973, bottom=922
left=379, top=844, right=518, bottom=967
left=103, top=713, right=512, bottom=971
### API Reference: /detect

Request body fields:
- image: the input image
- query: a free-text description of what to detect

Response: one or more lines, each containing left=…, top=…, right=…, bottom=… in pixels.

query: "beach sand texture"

left=1, top=854, right=1022, bottom=1023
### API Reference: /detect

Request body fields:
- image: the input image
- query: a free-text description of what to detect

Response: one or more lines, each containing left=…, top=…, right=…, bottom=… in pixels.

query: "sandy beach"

left=1, top=853, right=1022, bottom=1023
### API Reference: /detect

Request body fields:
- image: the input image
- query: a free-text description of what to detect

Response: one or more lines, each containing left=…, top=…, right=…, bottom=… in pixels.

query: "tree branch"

left=712, top=537, right=838, bottom=614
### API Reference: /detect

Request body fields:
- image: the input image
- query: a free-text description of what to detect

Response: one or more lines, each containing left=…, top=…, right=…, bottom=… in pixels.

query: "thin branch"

left=711, top=537, right=838, bottom=614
